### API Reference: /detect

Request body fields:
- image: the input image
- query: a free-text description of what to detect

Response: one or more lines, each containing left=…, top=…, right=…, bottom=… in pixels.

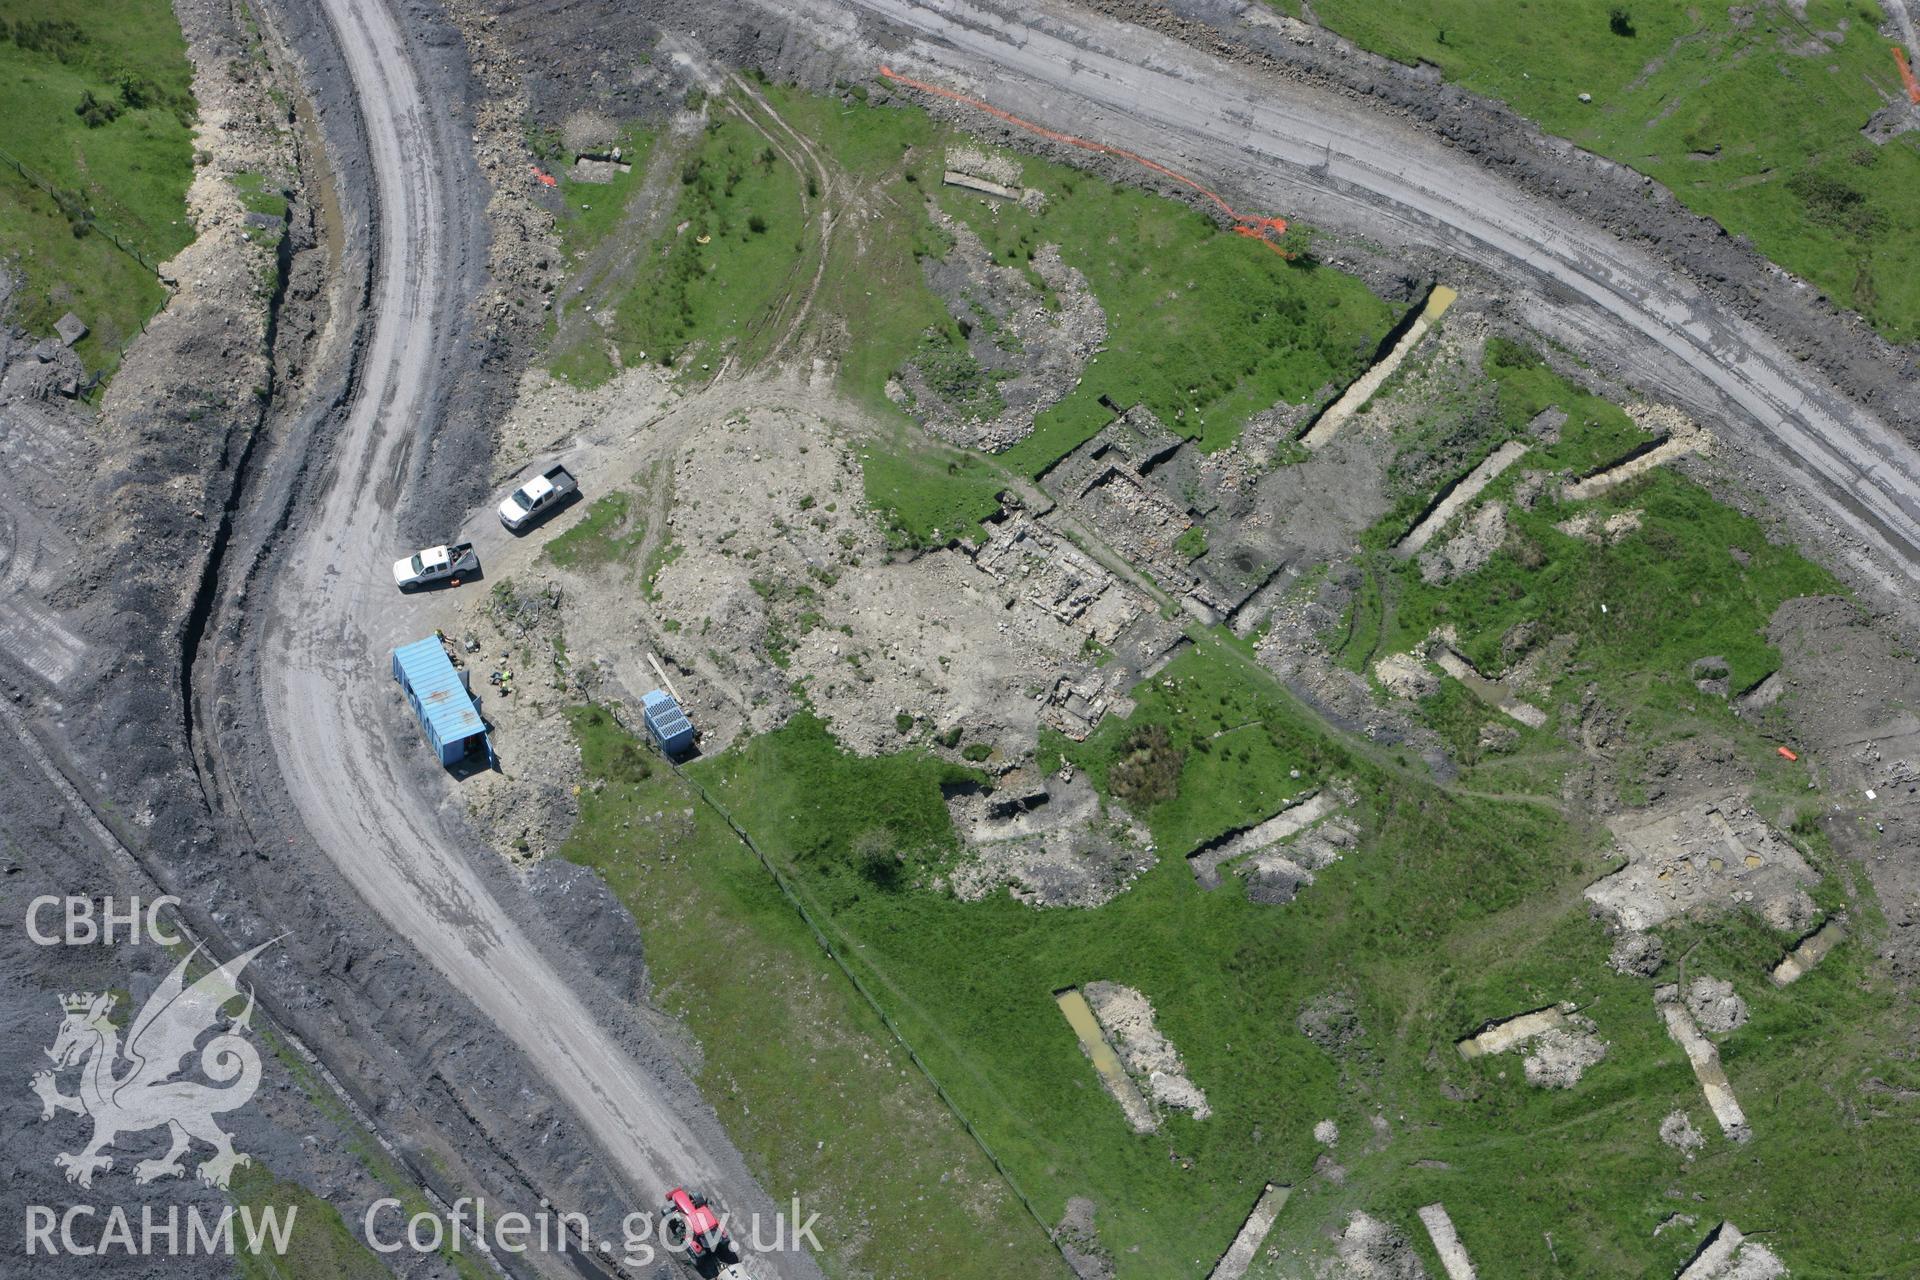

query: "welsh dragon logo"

left=32, top=941, right=272, bottom=1189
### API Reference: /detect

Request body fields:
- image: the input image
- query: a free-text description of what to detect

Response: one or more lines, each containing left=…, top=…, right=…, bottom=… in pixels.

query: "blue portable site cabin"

left=641, top=689, right=695, bottom=757
left=391, top=636, right=491, bottom=767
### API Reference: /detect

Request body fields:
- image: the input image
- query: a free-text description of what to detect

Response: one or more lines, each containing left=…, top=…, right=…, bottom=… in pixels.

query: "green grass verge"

left=229, top=1163, right=389, bottom=1280
left=229, top=169, right=286, bottom=221
left=230, top=169, right=288, bottom=255
left=1300, top=0, right=1920, bottom=340
left=548, top=335, right=617, bottom=387
left=0, top=1, right=197, bottom=377
left=543, top=488, right=646, bottom=570
left=557, top=705, right=1070, bottom=1280
left=562, top=643, right=1917, bottom=1277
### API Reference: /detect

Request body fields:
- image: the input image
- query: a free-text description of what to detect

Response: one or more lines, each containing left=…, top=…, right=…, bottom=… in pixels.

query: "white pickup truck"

left=498, top=464, right=578, bottom=531
left=392, top=542, right=479, bottom=590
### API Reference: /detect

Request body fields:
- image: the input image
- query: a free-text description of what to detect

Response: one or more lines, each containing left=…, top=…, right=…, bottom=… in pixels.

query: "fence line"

left=598, top=697, right=1076, bottom=1272
left=0, top=142, right=174, bottom=283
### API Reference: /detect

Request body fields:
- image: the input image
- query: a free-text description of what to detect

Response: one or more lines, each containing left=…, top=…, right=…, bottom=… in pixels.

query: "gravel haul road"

left=252, top=0, right=817, bottom=1268
left=832, top=0, right=1920, bottom=594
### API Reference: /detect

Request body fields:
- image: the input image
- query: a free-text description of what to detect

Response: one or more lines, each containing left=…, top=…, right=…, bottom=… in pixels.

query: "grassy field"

left=560, top=640, right=1918, bottom=1277
left=541, top=83, right=1392, bottom=540
left=600, top=115, right=808, bottom=373
left=931, top=163, right=1393, bottom=477
left=543, top=488, right=647, bottom=570
left=551, top=127, right=655, bottom=262
left=558, top=706, right=1072, bottom=1280
left=1292, top=0, right=1920, bottom=340
left=1041, top=646, right=1326, bottom=855
left=1335, top=339, right=1838, bottom=775
left=0, top=0, right=198, bottom=377
left=856, top=433, right=1007, bottom=549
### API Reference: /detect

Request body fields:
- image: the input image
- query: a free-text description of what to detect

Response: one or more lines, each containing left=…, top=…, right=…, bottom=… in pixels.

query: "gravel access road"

left=252, top=0, right=818, bottom=1268
left=836, top=0, right=1920, bottom=594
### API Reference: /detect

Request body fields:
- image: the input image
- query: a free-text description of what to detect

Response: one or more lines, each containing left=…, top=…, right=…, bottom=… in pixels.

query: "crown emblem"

left=60, top=993, right=97, bottom=1014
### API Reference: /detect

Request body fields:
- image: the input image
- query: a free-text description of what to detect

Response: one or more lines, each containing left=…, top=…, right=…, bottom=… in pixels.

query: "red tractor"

left=662, top=1187, right=732, bottom=1263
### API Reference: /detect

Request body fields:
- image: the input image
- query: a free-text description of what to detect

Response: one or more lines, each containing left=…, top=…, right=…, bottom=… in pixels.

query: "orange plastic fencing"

left=1894, top=47, right=1920, bottom=106
left=878, top=65, right=1292, bottom=255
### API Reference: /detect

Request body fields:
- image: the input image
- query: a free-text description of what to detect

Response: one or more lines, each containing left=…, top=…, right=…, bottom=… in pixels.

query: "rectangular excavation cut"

left=1456, top=1006, right=1566, bottom=1059
left=943, top=169, right=1021, bottom=201
left=1056, top=988, right=1158, bottom=1133
left=944, top=144, right=1024, bottom=188
left=1562, top=417, right=1710, bottom=502
left=1236, top=817, right=1355, bottom=906
left=1302, top=284, right=1457, bottom=449
left=1083, top=981, right=1211, bottom=1120
left=1429, top=645, right=1548, bottom=728
left=1675, top=1222, right=1787, bottom=1280
left=1770, top=915, right=1847, bottom=986
left=1585, top=796, right=1818, bottom=934
left=1656, top=987, right=1749, bottom=1141
left=1397, top=440, right=1530, bottom=555
left=1416, top=1203, right=1479, bottom=1280
left=1207, top=1183, right=1291, bottom=1280
left=1188, top=788, right=1340, bottom=887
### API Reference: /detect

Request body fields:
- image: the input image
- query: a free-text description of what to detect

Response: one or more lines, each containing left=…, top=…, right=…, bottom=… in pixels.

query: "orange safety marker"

left=1777, top=746, right=1799, bottom=762
left=878, top=65, right=1292, bottom=255
left=530, top=165, right=557, bottom=188
left=1895, top=47, right=1920, bottom=106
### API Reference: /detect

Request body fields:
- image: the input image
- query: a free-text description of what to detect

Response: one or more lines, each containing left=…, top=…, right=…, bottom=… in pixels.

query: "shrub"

left=852, top=828, right=905, bottom=890
left=1786, top=169, right=1884, bottom=239
left=608, top=741, right=653, bottom=785
left=118, top=74, right=159, bottom=110
left=1107, top=724, right=1184, bottom=808
left=74, top=89, right=120, bottom=128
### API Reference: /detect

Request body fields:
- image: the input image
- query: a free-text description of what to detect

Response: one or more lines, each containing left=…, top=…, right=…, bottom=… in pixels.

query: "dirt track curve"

left=252, top=0, right=819, bottom=1268
left=825, top=0, right=1920, bottom=596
